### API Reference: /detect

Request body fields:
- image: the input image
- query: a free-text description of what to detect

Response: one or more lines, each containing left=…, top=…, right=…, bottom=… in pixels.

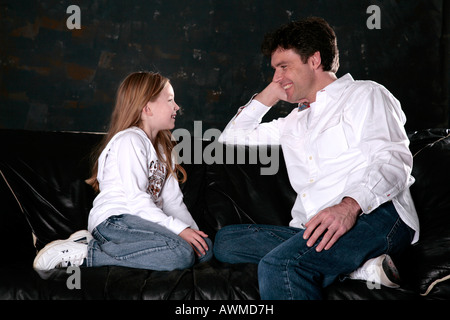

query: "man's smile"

left=283, top=83, right=293, bottom=90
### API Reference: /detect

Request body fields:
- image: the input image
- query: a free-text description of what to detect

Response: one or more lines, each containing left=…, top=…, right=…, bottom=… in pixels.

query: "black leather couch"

left=1, top=128, right=449, bottom=300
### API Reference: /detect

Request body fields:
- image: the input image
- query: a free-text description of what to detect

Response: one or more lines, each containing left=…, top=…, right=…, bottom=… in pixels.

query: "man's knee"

left=213, top=225, right=252, bottom=263
left=213, top=227, right=233, bottom=262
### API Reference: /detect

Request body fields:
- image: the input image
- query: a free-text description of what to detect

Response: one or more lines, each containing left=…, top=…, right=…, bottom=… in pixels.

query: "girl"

left=33, top=71, right=213, bottom=271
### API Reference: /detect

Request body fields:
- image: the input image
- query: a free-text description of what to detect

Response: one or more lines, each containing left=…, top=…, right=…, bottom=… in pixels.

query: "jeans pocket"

left=92, top=214, right=128, bottom=243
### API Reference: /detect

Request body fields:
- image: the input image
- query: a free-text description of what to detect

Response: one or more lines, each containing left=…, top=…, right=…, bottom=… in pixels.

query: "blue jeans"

left=213, top=201, right=414, bottom=300
left=86, top=214, right=213, bottom=271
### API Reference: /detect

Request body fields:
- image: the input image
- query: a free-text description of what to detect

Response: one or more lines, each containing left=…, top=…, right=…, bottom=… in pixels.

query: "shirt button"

left=302, top=193, right=307, bottom=198
left=309, top=156, right=313, bottom=160
left=367, top=206, right=372, bottom=211
left=309, top=179, right=314, bottom=183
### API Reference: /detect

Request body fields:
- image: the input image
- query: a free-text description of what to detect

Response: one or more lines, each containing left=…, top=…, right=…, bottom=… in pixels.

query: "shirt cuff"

left=343, top=185, right=379, bottom=214
left=233, top=99, right=270, bottom=123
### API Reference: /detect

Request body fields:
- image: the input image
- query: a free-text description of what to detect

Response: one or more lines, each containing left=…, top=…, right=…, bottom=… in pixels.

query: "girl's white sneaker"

left=33, top=230, right=92, bottom=270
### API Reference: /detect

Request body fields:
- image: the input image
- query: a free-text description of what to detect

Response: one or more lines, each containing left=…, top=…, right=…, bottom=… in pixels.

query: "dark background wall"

left=1, top=0, right=449, bottom=134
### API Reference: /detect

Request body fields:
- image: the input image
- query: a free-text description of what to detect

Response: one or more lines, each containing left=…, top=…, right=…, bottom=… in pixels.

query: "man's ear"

left=309, top=51, right=322, bottom=70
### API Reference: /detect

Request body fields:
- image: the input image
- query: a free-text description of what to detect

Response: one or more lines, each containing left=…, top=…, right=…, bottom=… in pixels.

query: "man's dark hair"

left=261, top=17, right=339, bottom=73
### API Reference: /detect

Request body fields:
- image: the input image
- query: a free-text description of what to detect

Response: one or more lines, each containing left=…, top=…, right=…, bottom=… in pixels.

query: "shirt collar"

left=306, top=73, right=354, bottom=118
left=297, top=73, right=354, bottom=111
left=317, top=73, right=354, bottom=101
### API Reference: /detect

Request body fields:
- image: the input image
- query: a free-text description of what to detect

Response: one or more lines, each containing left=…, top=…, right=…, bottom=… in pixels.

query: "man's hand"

left=303, top=197, right=362, bottom=252
left=179, top=228, right=209, bottom=257
left=254, top=81, right=288, bottom=107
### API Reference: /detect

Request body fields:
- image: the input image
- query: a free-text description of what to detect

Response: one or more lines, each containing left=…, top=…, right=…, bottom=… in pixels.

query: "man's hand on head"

left=254, top=81, right=288, bottom=107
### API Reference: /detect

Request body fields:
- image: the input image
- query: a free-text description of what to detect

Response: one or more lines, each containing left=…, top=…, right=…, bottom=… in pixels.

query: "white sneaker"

left=349, top=254, right=400, bottom=288
left=33, top=230, right=93, bottom=270
left=67, top=230, right=93, bottom=244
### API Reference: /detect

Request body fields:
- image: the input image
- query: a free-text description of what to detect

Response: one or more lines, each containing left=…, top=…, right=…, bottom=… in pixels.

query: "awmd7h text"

left=175, top=303, right=274, bottom=317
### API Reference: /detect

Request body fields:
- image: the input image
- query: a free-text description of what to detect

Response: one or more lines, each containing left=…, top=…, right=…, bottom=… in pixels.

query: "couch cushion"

left=0, top=260, right=259, bottom=300
left=178, top=139, right=211, bottom=236
left=0, top=130, right=101, bottom=249
left=0, top=170, right=35, bottom=265
left=399, top=129, right=450, bottom=297
left=205, top=143, right=295, bottom=233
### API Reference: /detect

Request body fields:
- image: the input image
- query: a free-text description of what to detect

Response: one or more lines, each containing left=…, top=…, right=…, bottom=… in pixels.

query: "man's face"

left=271, top=48, right=316, bottom=103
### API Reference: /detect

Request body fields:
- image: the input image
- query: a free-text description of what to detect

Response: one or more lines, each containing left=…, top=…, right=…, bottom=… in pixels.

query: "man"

left=214, top=17, right=419, bottom=300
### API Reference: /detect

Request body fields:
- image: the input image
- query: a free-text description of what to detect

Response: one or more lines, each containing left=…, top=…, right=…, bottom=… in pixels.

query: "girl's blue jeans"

left=86, top=214, right=213, bottom=271
left=213, top=201, right=414, bottom=300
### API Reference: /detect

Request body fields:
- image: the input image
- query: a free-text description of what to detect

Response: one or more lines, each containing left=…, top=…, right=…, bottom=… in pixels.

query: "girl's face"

left=147, top=82, right=180, bottom=132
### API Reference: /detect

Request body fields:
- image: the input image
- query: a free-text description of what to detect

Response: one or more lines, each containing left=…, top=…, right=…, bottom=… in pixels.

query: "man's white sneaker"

left=349, top=254, right=401, bottom=288
left=33, top=230, right=92, bottom=271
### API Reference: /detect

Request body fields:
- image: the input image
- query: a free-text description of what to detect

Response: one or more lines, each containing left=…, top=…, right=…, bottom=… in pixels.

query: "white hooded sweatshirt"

left=87, top=127, right=198, bottom=235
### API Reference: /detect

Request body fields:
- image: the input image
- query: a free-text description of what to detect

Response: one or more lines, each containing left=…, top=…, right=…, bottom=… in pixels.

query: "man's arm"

left=218, top=82, right=288, bottom=145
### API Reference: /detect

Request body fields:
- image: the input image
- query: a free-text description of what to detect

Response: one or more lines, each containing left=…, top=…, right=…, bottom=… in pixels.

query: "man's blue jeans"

left=86, top=214, right=213, bottom=271
left=213, top=201, right=414, bottom=300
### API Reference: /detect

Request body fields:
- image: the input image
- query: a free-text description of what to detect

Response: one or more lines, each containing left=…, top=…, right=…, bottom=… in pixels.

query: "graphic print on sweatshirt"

left=148, top=160, right=166, bottom=205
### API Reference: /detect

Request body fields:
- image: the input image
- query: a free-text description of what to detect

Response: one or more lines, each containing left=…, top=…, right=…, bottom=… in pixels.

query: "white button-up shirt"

left=219, top=74, right=419, bottom=243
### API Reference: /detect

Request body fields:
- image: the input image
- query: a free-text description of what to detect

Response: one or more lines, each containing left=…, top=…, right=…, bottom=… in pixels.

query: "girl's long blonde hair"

left=86, top=71, right=186, bottom=192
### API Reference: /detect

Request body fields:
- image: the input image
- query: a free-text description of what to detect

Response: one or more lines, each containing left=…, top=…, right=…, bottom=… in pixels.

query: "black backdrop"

left=1, top=0, right=449, bottom=134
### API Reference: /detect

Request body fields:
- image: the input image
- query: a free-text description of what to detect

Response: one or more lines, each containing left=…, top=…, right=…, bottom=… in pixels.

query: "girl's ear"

left=142, top=102, right=153, bottom=116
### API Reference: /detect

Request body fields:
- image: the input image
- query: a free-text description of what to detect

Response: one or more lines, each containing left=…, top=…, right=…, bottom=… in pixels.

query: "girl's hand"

left=179, top=228, right=209, bottom=257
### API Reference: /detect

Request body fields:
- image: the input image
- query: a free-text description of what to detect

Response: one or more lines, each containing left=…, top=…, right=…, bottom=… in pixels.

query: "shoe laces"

left=73, top=236, right=90, bottom=245
left=351, top=259, right=381, bottom=281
